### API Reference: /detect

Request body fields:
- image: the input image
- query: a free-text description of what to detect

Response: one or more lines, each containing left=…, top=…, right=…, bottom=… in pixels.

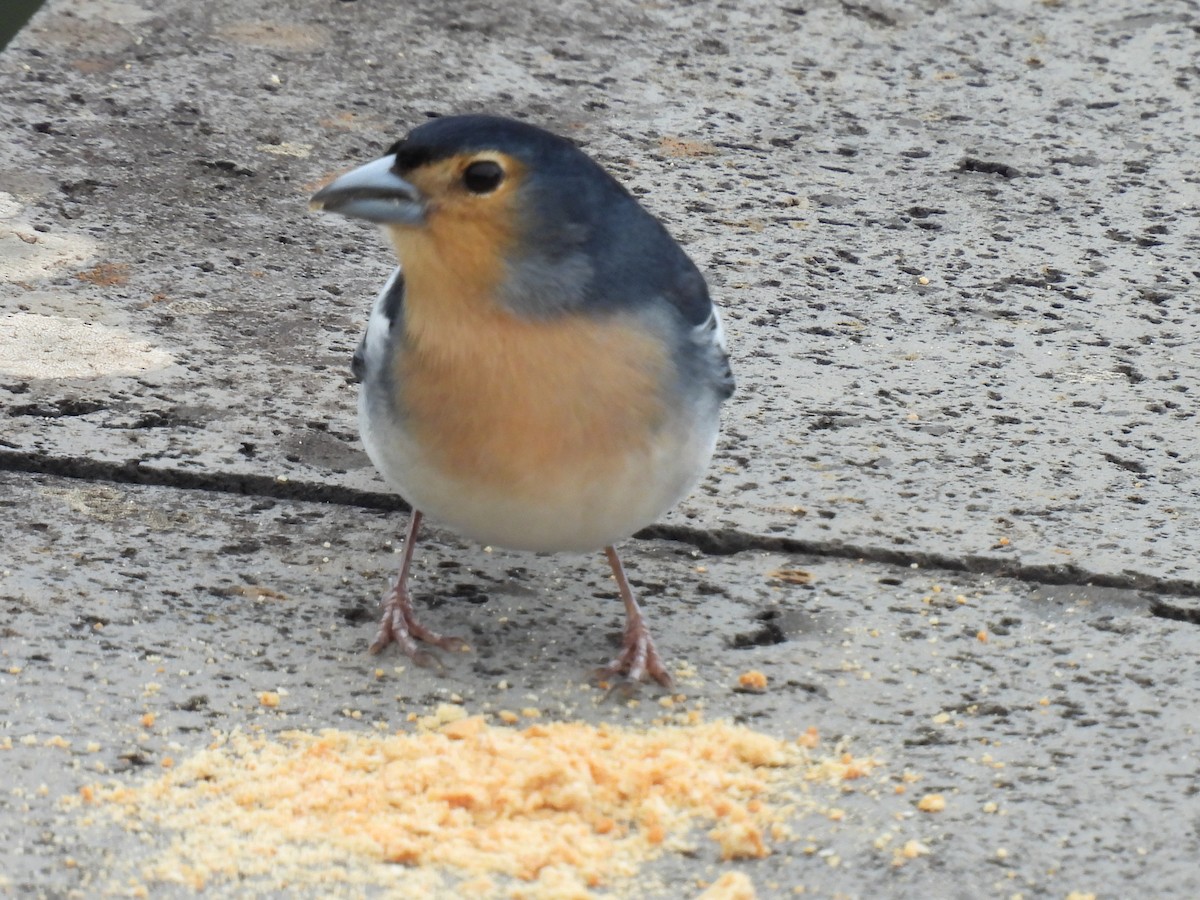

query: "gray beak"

left=309, top=155, right=425, bottom=226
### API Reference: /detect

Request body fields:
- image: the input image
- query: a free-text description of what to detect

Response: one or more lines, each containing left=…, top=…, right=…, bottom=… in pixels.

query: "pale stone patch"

left=0, top=313, right=173, bottom=379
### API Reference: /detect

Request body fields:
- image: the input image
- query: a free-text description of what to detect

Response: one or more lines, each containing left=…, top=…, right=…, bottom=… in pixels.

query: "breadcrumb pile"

left=78, top=710, right=876, bottom=898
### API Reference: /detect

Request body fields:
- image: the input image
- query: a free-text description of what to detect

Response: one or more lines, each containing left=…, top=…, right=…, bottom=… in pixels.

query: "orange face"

left=384, top=151, right=526, bottom=332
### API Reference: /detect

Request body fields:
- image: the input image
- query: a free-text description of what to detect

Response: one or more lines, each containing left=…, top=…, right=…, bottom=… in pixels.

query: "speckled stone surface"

left=2, top=0, right=1199, bottom=897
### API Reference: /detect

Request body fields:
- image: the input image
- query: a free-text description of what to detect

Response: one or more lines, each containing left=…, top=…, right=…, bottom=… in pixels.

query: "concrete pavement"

left=2, top=0, right=1199, bottom=896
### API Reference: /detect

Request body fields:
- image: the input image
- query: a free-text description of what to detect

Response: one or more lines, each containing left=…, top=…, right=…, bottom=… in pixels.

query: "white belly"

left=359, top=389, right=719, bottom=553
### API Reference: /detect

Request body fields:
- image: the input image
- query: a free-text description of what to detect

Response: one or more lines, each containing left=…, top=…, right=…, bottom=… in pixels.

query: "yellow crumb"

left=737, top=670, right=768, bottom=690
left=257, top=691, right=281, bottom=708
left=711, top=821, right=768, bottom=860
left=892, top=839, right=931, bottom=865
left=917, top=793, right=946, bottom=813
left=697, top=871, right=757, bottom=899
left=81, top=713, right=877, bottom=896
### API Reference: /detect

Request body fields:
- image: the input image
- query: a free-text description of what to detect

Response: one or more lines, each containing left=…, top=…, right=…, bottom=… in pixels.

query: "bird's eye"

left=462, top=160, right=504, bottom=194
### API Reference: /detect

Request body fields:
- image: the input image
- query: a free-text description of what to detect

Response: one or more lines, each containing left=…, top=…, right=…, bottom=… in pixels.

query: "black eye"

left=462, top=160, right=504, bottom=194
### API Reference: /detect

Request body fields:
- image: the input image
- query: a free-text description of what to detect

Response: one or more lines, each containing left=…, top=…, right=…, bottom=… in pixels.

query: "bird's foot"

left=368, top=581, right=469, bottom=668
left=596, top=622, right=672, bottom=689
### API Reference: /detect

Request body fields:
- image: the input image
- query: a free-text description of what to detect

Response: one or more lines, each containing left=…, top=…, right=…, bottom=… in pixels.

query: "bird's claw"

left=368, top=583, right=469, bottom=666
left=595, top=627, right=672, bottom=689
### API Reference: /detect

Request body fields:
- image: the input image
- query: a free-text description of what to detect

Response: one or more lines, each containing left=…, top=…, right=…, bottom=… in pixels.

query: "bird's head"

left=311, top=115, right=702, bottom=324
left=313, top=117, right=631, bottom=311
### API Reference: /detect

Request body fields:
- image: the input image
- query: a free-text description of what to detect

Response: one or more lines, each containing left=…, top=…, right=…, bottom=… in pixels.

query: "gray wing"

left=697, top=307, right=735, bottom=401
left=351, top=267, right=405, bottom=383
left=590, top=192, right=735, bottom=401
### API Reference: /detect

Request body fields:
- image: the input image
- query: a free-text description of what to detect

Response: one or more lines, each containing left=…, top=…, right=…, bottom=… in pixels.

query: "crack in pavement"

left=0, top=449, right=404, bottom=511
left=4, top=448, right=1199, bottom=608
left=642, top=522, right=1200, bottom=603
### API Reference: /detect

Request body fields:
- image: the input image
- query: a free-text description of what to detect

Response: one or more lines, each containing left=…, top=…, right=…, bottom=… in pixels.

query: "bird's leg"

left=369, top=510, right=469, bottom=666
left=596, top=546, right=672, bottom=687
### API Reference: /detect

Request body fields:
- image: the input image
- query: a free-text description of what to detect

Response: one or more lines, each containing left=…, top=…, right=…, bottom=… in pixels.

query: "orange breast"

left=396, top=311, right=668, bottom=496
left=387, top=222, right=670, bottom=498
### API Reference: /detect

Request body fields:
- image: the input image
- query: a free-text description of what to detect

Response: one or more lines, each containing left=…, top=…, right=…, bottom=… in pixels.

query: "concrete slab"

left=1, top=0, right=1198, bottom=586
left=3, top=472, right=1198, bottom=898
left=2, top=0, right=1199, bottom=896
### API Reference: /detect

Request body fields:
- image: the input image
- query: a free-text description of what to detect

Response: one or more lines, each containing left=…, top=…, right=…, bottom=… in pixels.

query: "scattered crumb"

left=416, top=703, right=467, bottom=731
left=737, top=670, right=768, bottom=691
left=257, top=691, right=281, bottom=708
left=917, top=793, right=946, bottom=813
left=711, top=820, right=768, bottom=860
left=697, top=870, right=757, bottom=899
left=673, top=661, right=700, bottom=682
left=81, top=713, right=878, bottom=897
left=892, top=839, right=931, bottom=866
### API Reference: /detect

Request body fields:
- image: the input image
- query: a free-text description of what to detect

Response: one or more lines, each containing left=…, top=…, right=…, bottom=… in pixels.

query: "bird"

left=310, top=114, right=733, bottom=686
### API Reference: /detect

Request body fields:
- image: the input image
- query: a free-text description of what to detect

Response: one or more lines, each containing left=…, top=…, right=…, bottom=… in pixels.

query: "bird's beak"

left=309, top=155, right=425, bottom=226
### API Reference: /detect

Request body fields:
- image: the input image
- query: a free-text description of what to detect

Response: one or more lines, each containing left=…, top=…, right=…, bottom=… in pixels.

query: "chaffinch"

left=311, top=114, right=733, bottom=685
